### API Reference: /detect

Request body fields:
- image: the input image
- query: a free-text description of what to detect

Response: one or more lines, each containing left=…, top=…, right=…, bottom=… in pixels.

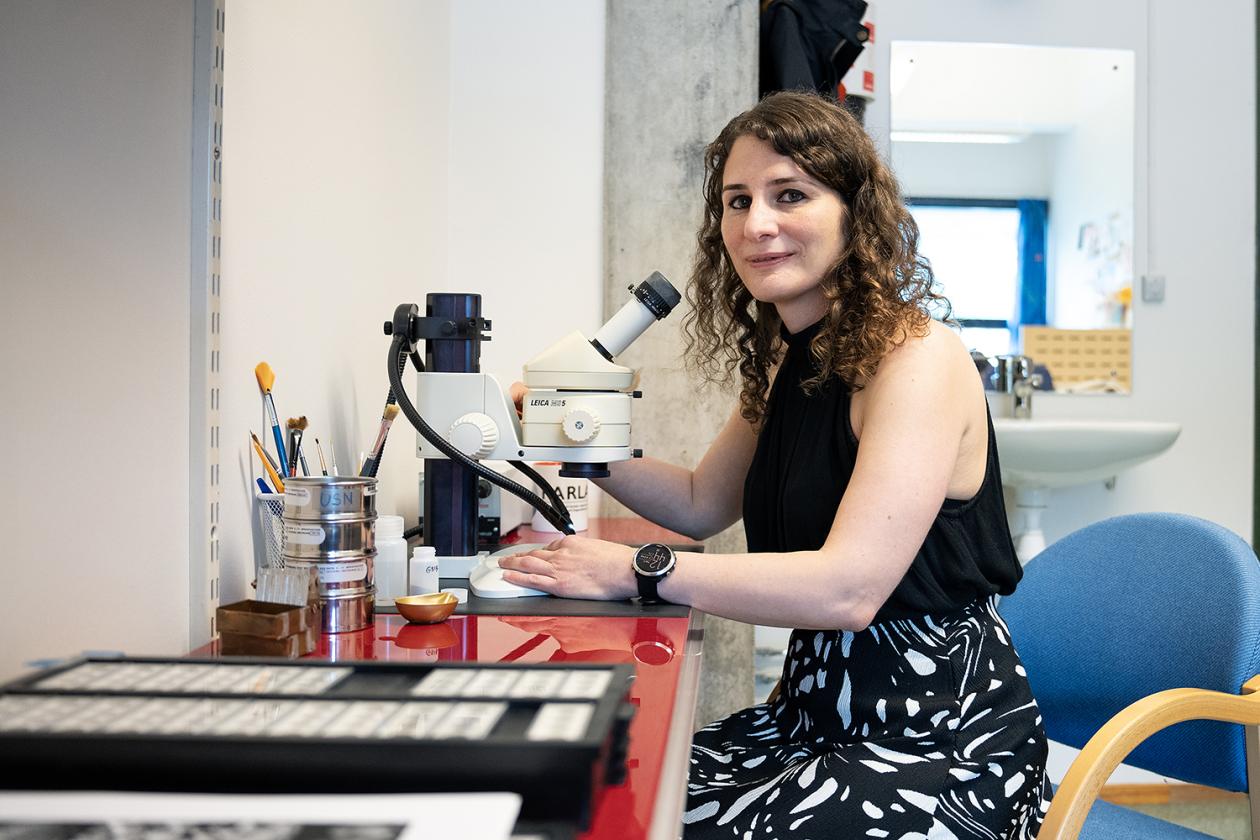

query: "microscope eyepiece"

left=591, top=271, right=680, bottom=360
left=632, top=271, right=682, bottom=320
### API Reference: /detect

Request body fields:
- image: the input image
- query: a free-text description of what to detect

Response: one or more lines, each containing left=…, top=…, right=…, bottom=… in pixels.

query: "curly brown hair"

left=683, top=90, right=948, bottom=425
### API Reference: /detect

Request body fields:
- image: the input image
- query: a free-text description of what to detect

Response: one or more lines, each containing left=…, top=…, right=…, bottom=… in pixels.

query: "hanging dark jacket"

left=759, top=0, right=868, bottom=98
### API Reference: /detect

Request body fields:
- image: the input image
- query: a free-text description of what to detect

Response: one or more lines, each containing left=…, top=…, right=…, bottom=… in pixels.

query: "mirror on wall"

left=890, top=41, right=1136, bottom=393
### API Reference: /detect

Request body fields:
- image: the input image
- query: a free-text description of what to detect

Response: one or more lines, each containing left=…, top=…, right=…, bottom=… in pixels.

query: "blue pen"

left=256, top=477, right=273, bottom=494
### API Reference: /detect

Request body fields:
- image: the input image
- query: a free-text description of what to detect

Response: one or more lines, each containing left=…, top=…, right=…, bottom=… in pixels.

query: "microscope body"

left=414, top=330, right=639, bottom=474
left=412, top=382, right=635, bottom=470
left=396, top=273, right=677, bottom=593
left=414, top=273, right=678, bottom=479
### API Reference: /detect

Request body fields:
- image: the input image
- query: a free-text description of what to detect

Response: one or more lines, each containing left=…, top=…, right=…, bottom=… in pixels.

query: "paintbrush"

left=255, top=362, right=288, bottom=469
left=251, top=431, right=286, bottom=493
left=286, top=416, right=308, bottom=477
left=314, top=437, right=330, bottom=476
left=359, top=404, right=400, bottom=477
left=295, top=419, right=311, bottom=475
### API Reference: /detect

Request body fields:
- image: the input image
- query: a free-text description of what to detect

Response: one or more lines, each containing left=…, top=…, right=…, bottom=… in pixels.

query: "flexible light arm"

left=386, top=332, right=576, bottom=534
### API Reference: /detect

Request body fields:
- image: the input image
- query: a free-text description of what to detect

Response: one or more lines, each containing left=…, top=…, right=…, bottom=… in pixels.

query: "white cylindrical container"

left=530, top=462, right=590, bottom=532
left=409, top=546, right=440, bottom=596
left=375, top=515, right=408, bottom=605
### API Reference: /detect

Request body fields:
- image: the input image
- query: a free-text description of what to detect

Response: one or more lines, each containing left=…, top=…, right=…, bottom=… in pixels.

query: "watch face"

left=636, top=544, right=673, bottom=575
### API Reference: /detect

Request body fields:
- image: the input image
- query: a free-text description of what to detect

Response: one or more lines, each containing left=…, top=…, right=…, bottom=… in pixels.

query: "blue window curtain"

left=1017, top=199, right=1048, bottom=326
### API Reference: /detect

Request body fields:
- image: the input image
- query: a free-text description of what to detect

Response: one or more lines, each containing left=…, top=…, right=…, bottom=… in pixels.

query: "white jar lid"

left=376, top=514, right=405, bottom=540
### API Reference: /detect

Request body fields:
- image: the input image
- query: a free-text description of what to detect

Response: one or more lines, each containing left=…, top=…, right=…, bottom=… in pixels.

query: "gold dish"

left=395, top=592, right=458, bottom=624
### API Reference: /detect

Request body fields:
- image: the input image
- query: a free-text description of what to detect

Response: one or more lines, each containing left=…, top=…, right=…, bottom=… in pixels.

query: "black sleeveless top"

left=742, top=319, right=1022, bottom=623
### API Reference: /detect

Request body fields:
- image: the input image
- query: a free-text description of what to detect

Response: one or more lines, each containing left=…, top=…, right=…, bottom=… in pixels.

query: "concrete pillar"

left=603, top=0, right=760, bottom=727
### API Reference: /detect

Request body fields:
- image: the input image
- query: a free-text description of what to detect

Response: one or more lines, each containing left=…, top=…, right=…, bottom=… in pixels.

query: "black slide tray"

left=0, top=656, right=636, bottom=830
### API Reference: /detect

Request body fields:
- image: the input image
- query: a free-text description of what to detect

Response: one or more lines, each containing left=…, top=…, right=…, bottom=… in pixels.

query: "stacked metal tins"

left=282, top=476, right=376, bottom=633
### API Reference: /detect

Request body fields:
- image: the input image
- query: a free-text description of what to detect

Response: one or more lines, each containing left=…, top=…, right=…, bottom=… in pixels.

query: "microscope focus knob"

left=448, top=413, right=499, bottom=458
left=561, top=408, right=601, bottom=444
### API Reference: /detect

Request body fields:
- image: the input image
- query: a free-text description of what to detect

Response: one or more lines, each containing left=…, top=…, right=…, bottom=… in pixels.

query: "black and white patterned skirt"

left=684, top=597, right=1052, bottom=839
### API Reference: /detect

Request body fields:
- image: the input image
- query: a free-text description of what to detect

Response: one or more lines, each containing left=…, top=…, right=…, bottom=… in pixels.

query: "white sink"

left=990, top=418, right=1181, bottom=562
left=992, top=419, right=1181, bottom=489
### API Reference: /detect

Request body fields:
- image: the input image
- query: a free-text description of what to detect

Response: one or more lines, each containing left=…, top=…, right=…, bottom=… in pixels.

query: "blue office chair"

left=999, top=513, right=1260, bottom=839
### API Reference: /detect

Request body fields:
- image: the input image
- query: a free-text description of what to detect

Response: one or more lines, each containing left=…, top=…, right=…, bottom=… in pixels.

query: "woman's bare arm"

left=501, top=325, right=985, bottom=631
left=656, top=325, right=982, bottom=628
left=592, top=406, right=759, bottom=540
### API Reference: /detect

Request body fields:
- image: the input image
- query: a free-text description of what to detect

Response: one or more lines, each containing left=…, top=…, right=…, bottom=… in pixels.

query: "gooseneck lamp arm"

left=384, top=309, right=576, bottom=535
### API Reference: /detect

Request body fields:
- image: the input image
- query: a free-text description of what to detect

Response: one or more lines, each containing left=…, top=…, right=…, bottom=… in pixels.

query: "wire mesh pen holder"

left=253, top=492, right=316, bottom=607
left=249, top=433, right=318, bottom=608
left=249, top=426, right=288, bottom=574
left=255, top=492, right=286, bottom=572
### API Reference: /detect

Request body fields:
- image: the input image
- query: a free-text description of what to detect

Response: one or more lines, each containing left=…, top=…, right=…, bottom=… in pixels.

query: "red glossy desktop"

left=202, top=520, right=705, bottom=839
left=199, top=611, right=698, bottom=839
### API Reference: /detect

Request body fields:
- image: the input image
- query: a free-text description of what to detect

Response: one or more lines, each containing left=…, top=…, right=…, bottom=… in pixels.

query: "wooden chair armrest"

left=1039, top=675, right=1260, bottom=840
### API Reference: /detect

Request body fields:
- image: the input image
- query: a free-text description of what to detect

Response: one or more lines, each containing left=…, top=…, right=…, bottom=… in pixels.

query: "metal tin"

left=318, top=590, right=375, bottom=634
left=281, top=517, right=376, bottom=560
left=284, top=557, right=376, bottom=634
left=278, top=477, right=377, bottom=634
left=283, top=476, right=377, bottom=522
left=285, top=555, right=375, bottom=598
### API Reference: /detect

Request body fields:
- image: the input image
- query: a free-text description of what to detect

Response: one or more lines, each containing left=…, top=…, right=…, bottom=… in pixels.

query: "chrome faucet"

left=993, top=355, right=1043, bottom=419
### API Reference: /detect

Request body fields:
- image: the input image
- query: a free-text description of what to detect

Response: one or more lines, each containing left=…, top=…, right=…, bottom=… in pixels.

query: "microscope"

left=383, top=272, right=681, bottom=597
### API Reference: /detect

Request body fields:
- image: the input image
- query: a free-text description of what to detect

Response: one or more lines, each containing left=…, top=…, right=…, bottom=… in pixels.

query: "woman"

left=498, top=91, right=1051, bottom=839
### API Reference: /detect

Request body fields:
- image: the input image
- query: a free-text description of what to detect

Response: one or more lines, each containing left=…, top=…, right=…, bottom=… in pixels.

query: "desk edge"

left=648, top=610, right=705, bottom=840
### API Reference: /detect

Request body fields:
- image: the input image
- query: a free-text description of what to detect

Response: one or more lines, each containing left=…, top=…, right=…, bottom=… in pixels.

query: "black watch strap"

left=636, top=571, right=662, bottom=603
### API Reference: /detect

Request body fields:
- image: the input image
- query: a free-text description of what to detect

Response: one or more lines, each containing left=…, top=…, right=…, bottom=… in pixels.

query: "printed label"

left=286, top=524, right=326, bottom=546
left=549, top=482, right=589, bottom=508
left=317, top=561, right=368, bottom=584
left=285, top=486, right=311, bottom=505
left=364, top=485, right=377, bottom=497
left=320, top=489, right=356, bottom=508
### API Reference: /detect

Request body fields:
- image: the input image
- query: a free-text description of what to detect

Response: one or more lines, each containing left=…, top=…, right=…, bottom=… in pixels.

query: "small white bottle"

left=409, top=545, right=440, bottom=595
left=375, top=515, right=408, bottom=605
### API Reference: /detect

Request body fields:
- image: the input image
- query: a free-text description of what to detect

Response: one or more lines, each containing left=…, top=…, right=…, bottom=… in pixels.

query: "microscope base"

left=438, top=552, right=487, bottom=579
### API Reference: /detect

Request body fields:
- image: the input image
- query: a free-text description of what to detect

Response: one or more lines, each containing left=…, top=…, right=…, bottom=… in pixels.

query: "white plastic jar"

left=374, top=515, right=408, bottom=604
left=409, top=545, right=440, bottom=595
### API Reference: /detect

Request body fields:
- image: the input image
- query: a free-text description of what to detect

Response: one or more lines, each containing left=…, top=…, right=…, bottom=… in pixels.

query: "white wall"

left=0, top=1, right=196, bottom=679
left=448, top=1, right=606, bottom=383
left=218, top=0, right=606, bottom=603
left=871, top=0, right=1255, bottom=784
left=218, top=0, right=453, bottom=604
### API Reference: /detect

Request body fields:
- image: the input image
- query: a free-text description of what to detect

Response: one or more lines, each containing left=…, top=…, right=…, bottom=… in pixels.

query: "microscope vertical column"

left=423, top=293, right=481, bottom=559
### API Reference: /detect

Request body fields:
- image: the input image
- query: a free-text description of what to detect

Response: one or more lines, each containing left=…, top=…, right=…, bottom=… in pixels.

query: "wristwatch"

left=632, top=543, right=677, bottom=603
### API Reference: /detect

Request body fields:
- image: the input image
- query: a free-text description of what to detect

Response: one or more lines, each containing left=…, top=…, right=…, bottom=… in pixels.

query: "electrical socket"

left=1141, top=274, right=1166, bottom=303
